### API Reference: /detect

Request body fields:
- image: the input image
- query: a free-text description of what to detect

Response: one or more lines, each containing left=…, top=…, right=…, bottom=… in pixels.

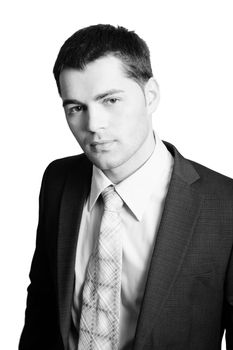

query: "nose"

left=86, top=105, right=108, bottom=132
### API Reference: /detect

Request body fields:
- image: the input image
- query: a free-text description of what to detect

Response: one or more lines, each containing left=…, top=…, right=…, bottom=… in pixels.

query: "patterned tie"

left=78, top=185, right=124, bottom=350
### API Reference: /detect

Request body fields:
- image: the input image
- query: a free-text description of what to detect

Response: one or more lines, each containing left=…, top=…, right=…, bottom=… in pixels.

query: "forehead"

left=59, top=55, right=136, bottom=99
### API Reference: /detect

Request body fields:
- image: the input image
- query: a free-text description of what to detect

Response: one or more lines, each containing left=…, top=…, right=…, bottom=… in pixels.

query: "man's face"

left=59, top=55, right=158, bottom=181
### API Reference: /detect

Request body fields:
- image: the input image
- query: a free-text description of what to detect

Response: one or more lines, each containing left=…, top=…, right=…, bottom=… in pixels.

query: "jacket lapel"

left=57, top=155, right=92, bottom=349
left=133, top=142, right=204, bottom=350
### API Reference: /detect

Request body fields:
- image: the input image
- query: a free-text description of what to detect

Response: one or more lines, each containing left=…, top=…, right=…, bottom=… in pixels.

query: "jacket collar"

left=163, top=140, right=200, bottom=185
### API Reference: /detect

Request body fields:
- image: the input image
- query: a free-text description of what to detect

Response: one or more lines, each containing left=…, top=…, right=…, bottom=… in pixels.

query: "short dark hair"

left=53, top=24, right=153, bottom=95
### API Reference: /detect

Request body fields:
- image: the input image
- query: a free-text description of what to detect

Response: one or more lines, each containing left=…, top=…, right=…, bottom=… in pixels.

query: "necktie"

left=78, top=185, right=124, bottom=350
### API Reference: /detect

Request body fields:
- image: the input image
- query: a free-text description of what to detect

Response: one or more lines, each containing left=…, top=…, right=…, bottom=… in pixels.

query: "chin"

left=90, top=156, right=122, bottom=171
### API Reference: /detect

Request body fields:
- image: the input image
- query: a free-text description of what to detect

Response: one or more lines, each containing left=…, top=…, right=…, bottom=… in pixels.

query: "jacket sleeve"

left=18, top=165, right=63, bottom=350
left=225, top=241, right=233, bottom=349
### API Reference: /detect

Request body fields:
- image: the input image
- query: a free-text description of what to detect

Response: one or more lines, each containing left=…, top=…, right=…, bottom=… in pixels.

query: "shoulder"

left=46, top=153, right=91, bottom=174
left=189, top=158, right=233, bottom=199
left=164, top=140, right=233, bottom=199
left=42, top=153, right=92, bottom=188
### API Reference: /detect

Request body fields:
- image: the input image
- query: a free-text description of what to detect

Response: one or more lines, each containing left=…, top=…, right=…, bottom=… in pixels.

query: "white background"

left=1, top=0, right=233, bottom=348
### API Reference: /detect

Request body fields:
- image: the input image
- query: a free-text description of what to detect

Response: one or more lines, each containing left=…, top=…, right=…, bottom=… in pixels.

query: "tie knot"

left=101, top=185, right=123, bottom=212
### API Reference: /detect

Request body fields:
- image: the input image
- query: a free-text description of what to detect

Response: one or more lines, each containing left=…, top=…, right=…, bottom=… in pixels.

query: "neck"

left=104, top=130, right=156, bottom=184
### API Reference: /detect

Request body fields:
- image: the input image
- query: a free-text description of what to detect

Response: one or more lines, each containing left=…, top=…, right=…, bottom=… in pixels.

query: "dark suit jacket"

left=19, top=142, right=233, bottom=350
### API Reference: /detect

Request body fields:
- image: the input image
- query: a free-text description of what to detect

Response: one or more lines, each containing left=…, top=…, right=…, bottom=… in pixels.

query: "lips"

left=91, top=140, right=113, bottom=145
left=90, top=140, right=115, bottom=151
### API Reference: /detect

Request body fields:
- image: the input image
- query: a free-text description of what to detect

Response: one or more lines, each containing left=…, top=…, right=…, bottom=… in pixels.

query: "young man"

left=19, top=24, right=233, bottom=350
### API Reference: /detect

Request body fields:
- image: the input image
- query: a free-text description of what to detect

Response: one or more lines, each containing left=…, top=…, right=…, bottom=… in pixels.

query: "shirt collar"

left=88, top=164, right=113, bottom=212
left=88, top=132, right=174, bottom=220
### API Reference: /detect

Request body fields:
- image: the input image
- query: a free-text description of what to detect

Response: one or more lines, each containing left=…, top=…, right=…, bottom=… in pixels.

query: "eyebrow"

left=62, top=89, right=125, bottom=107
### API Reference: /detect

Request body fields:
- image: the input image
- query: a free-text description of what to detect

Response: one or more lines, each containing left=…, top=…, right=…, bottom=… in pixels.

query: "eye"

left=67, top=105, right=85, bottom=114
left=103, top=97, right=119, bottom=105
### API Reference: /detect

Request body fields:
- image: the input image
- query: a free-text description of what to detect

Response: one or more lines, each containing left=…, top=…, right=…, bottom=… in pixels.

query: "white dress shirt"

left=68, top=133, right=174, bottom=350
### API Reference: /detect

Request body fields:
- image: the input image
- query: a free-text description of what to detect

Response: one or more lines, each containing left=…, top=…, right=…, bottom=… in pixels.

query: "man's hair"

left=53, top=24, right=153, bottom=95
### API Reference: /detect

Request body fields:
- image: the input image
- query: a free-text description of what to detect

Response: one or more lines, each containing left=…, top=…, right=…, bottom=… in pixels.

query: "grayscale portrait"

left=18, top=24, right=233, bottom=350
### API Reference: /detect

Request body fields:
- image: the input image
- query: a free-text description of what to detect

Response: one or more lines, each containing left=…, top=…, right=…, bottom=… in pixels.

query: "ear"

left=144, top=77, right=160, bottom=114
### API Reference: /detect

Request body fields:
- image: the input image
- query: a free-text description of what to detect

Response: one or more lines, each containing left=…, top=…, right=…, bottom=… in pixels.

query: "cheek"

left=66, top=118, right=84, bottom=141
left=123, top=103, right=149, bottom=133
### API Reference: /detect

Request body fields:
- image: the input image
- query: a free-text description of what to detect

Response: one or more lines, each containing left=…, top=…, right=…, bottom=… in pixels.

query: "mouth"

left=90, top=140, right=115, bottom=152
